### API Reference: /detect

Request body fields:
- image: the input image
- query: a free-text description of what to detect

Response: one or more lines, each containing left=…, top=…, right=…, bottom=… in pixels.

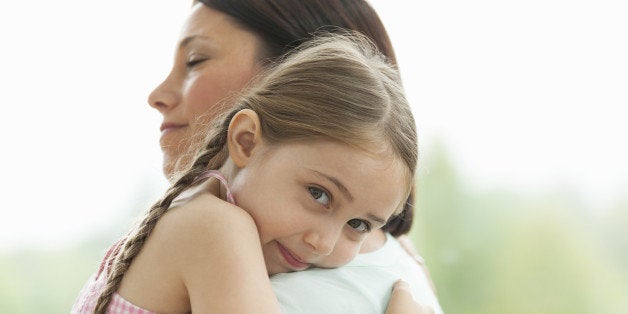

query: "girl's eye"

left=308, top=187, right=330, bottom=206
left=347, top=219, right=371, bottom=233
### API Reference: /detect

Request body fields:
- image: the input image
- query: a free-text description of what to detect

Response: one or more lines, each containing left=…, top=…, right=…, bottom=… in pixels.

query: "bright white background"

left=1, top=0, right=626, bottom=251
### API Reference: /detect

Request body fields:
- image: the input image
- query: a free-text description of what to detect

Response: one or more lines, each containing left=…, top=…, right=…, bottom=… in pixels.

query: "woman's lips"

left=160, top=122, right=187, bottom=135
left=277, top=243, right=310, bottom=270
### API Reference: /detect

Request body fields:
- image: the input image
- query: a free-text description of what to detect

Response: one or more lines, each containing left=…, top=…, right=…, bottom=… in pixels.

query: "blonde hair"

left=95, top=32, right=417, bottom=312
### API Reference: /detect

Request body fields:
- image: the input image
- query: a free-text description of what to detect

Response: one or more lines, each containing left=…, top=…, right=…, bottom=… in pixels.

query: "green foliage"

left=411, top=139, right=628, bottom=314
left=0, top=241, right=108, bottom=313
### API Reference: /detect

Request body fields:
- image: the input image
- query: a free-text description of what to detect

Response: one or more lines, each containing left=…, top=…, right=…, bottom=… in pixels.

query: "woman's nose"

left=303, top=224, right=343, bottom=256
left=148, top=74, right=180, bottom=113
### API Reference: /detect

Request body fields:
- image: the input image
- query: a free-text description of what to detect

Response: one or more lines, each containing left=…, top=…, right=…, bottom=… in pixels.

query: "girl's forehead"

left=246, top=140, right=409, bottom=224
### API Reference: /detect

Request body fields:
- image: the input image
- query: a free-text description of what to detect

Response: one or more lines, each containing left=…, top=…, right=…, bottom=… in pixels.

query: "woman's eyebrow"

left=179, top=35, right=198, bottom=49
left=178, top=35, right=215, bottom=50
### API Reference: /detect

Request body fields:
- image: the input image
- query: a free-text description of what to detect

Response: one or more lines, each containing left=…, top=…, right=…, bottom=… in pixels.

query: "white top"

left=271, top=233, right=443, bottom=314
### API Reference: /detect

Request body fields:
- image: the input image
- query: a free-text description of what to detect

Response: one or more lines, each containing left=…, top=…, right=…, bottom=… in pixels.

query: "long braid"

left=94, top=108, right=240, bottom=313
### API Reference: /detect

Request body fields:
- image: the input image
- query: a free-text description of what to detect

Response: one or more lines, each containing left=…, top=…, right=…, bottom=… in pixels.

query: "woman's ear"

left=227, top=109, right=262, bottom=168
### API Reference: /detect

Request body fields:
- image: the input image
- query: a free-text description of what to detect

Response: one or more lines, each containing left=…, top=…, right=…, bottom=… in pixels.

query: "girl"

left=74, top=33, right=420, bottom=313
left=146, top=2, right=441, bottom=312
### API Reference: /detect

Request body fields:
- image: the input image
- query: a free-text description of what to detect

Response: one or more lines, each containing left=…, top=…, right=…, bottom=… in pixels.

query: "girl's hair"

left=95, top=33, right=418, bottom=312
left=196, top=0, right=415, bottom=236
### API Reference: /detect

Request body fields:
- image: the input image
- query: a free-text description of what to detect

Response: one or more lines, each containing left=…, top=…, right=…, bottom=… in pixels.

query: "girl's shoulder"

left=116, top=192, right=268, bottom=312
left=169, top=192, right=254, bottom=226
left=159, top=192, right=259, bottom=254
left=151, top=192, right=277, bottom=312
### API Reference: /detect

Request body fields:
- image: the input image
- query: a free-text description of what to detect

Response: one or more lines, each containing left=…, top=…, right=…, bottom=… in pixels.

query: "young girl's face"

left=229, top=140, right=409, bottom=275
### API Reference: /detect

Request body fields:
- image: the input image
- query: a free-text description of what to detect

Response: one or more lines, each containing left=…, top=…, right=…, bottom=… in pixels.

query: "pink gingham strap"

left=106, top=293, right=156, bottom=314
left=194, top=170, right=235, bottom=204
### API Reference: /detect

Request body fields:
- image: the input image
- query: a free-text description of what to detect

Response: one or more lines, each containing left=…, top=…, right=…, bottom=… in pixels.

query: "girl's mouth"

left=277, top=243, right=310, bottom=270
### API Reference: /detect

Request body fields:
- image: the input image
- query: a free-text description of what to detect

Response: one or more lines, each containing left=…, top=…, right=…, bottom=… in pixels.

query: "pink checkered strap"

left=108, top=293, right=156, bottom=314
left=194, top=170, right=236, bottom=204
left=72, top=254, right=157, bottom=313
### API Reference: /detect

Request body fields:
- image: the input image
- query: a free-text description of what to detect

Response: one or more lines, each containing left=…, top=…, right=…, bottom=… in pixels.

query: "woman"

left=149, top=1, right=441, bottom=312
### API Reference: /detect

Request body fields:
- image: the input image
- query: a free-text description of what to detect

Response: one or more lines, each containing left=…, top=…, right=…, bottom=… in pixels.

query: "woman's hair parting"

left=196, top=0, right=415, bottom=236
left=94, top=32, right=417, bottom=312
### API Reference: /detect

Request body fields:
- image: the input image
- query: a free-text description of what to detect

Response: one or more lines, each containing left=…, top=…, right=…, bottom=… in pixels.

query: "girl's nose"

left=303, top=225, right=342, bottom=256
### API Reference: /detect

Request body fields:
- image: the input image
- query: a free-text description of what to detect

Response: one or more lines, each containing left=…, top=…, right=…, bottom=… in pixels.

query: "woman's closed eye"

left=347, top=219, right=371, bottom=233
left=186, top=54, right=208, bottom=68
left=308, top=186, right=331, bottom=207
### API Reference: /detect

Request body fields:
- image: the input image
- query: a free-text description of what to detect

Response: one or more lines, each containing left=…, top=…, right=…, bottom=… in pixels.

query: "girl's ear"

left=227, top=109, right=262, bottom=168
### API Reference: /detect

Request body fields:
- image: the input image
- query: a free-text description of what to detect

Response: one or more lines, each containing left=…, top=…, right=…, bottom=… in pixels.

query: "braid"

left=93, top=108, right=240, bottom=313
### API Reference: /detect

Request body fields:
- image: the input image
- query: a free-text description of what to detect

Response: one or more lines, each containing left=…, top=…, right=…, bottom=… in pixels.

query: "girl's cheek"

left=317, top=241, right=360, bottom=268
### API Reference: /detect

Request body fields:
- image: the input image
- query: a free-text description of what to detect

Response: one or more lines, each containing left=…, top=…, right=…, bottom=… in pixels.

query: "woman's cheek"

left=186, top=77, right=224, bottom=116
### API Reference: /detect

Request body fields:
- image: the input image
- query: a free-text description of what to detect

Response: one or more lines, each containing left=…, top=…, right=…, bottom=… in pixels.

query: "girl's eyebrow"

left=307, top=169, right=388, bottom=224
left=308, top=169, right=354, bottom=202
left=367, top=214, right=386, bottom=225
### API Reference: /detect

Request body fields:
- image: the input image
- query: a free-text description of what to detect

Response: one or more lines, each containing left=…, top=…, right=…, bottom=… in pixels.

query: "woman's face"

left=148, top=4, right=263, bottom=177
left=230, top=140, right=409, bottom=275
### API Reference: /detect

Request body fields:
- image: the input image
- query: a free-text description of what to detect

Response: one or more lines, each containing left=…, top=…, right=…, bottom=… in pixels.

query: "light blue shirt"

left=271, top=233, right=443, bottom=314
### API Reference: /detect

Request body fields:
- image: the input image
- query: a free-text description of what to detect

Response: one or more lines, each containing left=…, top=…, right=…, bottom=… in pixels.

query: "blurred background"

left=1, top=0, right=626, bottom=313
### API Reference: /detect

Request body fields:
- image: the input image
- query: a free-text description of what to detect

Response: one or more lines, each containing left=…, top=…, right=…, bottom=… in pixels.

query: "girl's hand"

left=385, top=280, right=435, bottom=314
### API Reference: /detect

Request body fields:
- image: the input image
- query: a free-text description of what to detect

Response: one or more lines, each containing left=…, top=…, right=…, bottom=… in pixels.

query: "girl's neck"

left=171, top=173, right=226, bottom=208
